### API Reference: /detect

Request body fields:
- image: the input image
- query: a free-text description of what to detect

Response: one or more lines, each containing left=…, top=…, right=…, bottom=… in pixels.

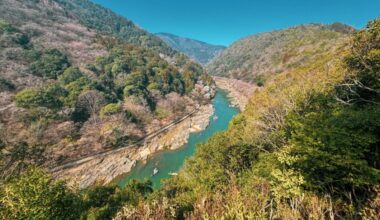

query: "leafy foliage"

left=0, top=19, right=30, bottom=49
left=58, top=67, right=84, bottom=85
left=28, top=49, right=70, bottom=79
left=15, top=86, right=63, bottom=109
left=0, top=167, right=153, bottom=220
left=0, top=77, right=15, bottom=92
left=283, top=94, right=380, bottom=195
left=94, top=45, right=208, bottom=109
left=100, top=103, right=122, bottom=118
left=0, top=167, right=82, bottom=220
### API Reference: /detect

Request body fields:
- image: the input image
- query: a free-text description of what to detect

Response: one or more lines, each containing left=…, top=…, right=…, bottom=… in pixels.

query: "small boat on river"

left=168, top=172, right=178, bottom=176
left=153, top=168, right=159, bottom=176
left=213, top=115, right=218, bottom=121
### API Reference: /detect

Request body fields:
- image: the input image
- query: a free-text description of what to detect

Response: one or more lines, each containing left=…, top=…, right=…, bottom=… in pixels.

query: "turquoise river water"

left=117, top=89, right=240, bottom=189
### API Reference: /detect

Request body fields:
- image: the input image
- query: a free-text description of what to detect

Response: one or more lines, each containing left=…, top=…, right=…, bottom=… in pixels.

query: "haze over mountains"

left=156, top=32, right=226, bottom=65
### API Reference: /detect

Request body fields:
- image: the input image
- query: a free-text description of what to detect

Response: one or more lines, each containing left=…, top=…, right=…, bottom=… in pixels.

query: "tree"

left=29, top=49, right=70, bottom=79
left=0, top=77, right=15, bottom=92
left=81, top=180, right=153, bottom=220
left=100, top=103, right=122, bottom=118
left=337, top=19, right=380, bottom=105
left=0, top=167, right=82, bottom=220
left=15, top=88, right=63, bottom=109
left=75, top=90, right=105, bottom=119
left=284, top=96, right=380, bottom=197
left=0, top=142, right=45, bottom=180
left=58, top=67, right=84, bottom=85
left=64, top=76, right=93, bottom=107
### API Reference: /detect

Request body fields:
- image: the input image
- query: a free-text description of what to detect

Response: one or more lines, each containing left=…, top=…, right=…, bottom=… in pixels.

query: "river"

left=117, top=89, right=240, bottom=189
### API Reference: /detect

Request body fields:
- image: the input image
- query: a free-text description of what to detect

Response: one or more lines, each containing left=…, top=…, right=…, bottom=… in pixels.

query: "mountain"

left=54, top=0, right=177, bottom=57
left=0, top=0, right=214, bottom=178
left=2, top=0, right=380, bottom=219
left=206, top=23, right=354, bottom=85
left=0, top=0, right=176, bottom=59
left=130, top=20, right=379, bottom=219
left=156, top=32, right=226, bottom=65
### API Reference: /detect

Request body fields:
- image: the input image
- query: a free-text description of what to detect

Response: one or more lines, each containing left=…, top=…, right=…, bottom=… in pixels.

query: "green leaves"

left=340, top=20, right=380, bottom=105
left=100, top=103, right=122, bottom=118
left=0, top=77, right=15, bottom=92
left=15, top=87, right=63, bottom=110
left=0, top=167, right=82, bottom=220
left=58, top=67, right=84, bottom=85
left=29, top=49, right=70, bottom=79
left=283, top=94, right=380, bottom=196
left=0, top=167, right=153, bottom=220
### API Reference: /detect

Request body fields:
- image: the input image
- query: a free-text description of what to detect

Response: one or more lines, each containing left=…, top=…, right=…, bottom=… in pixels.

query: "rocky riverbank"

left=53, top=104, right=214, bottom=188
left=213, top=76, right=256, bottom=111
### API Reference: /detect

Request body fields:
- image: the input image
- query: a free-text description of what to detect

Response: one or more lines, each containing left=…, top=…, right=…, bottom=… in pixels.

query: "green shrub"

left=100, top=103, right=122, bottom=118
left=14, top=33, right=29, bottom=47
left=29, top=49, right=70, bottom=79
left=58, top=67, right=84, bottom=85
left=253, top=74, right=266, bottom=87
left=63, top=76, right=93, bottom=107
left=0, top=78, right=15, bottom=92
left=0, top=167, right=82, bottom=220
left=0, top=20, right=15, bottom=33
left=15, top=88, right=63, bottom=109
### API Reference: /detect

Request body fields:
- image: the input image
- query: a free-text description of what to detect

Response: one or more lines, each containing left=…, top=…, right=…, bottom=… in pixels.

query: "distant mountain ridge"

left=206, top=23, right=354, bottom=85
left=156, top=32, right=226, bottom=65
left=54, top=0, right=177, bottom=57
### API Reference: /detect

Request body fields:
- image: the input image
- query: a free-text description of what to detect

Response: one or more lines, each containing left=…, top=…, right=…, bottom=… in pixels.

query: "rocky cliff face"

left=53, top=104, right=214, bottom=188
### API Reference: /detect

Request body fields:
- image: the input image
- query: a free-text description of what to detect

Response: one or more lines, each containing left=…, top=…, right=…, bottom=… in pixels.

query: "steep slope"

left=113, top=20, right=380, bottom=219
left=0, top=0, right=176, bottom=60
left=207, top=23, right=354, bottom=85
left=54, top=0, right=176, bottom=57
left=0, top=0, right=214, bottom=179
left=156, top=32, right=226, bottom=65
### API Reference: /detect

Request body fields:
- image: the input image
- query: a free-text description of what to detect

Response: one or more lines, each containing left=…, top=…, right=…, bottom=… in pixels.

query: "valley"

left=0, top=0, right=379, bottom=219
left=117, top=89, right=239, bottom=189
left=52, top=102, right=215, bottom=188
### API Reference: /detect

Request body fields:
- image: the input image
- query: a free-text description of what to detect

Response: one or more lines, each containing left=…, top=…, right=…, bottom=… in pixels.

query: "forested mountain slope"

left=54, top=0, right=176, bottom=57
left=207, top=23, right=354, bottom=85
left=156, top=33, right=226, bottom=65
left=0, top=0, right=214, bottom=180
left=3, top=18, right=378, bottom=220
left=142, top=20, right=379, bottom=219
left=87, top=19, right=380, bottom=219
left=1, top=0, right=379, bottom=219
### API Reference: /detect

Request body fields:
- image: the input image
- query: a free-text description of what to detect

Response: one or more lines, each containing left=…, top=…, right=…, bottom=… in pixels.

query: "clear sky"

left=92, top=0, right=380, bottom=46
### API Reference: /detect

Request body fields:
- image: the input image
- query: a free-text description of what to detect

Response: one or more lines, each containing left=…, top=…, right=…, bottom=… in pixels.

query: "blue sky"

left=92, top=0, right=380, bottom=46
